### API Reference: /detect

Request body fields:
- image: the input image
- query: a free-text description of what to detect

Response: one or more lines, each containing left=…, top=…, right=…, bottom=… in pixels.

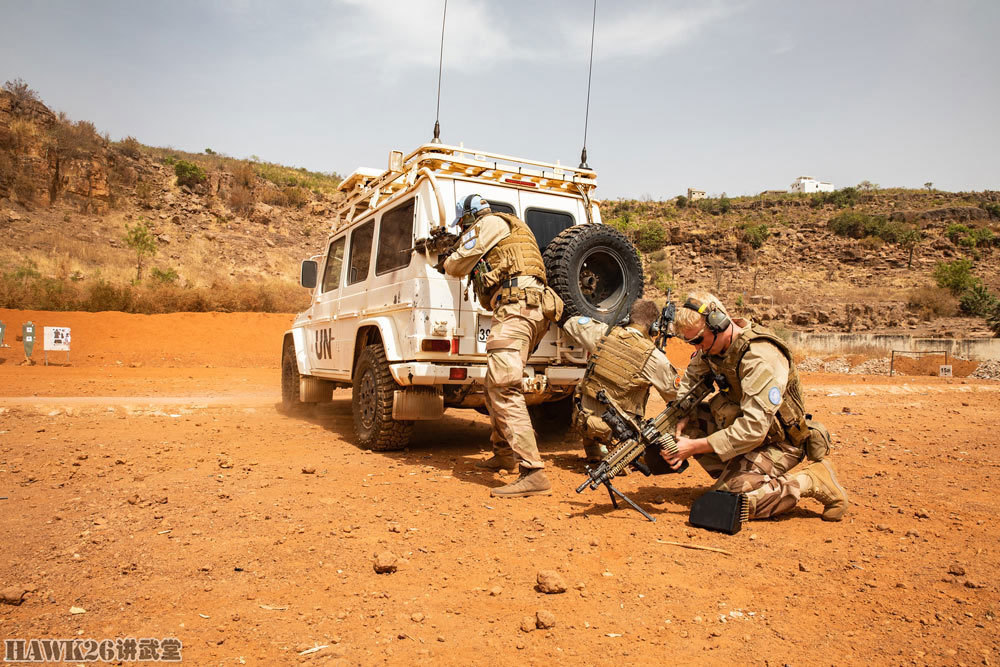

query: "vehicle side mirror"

left=300, top=260, right=318, bottom=289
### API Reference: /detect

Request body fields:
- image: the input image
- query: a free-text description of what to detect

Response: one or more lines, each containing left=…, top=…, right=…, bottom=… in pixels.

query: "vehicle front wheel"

left=352, top=344, right=413, bottom=451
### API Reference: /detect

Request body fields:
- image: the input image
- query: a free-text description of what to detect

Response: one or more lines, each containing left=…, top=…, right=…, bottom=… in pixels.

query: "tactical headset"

left=456, top=194, right=490, bottom=227
left=682, top=298, right=731, bottom=336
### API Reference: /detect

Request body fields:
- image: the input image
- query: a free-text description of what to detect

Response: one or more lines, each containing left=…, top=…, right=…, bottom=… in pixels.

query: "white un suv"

left=281, top=143, right=644, bottom=450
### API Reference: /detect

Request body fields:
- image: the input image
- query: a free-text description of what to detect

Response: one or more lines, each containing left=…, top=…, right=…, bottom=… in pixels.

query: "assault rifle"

left=402, top=226, right=461, bottom=256
left=575, top=373, right=723, bottom=522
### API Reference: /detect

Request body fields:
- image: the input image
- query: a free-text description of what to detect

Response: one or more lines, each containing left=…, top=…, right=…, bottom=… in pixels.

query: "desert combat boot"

left=490, top=467, right=552, bottom=498
left=798, top=459, right=849, bottom=521
left=475, top=452, right=518, bottom=473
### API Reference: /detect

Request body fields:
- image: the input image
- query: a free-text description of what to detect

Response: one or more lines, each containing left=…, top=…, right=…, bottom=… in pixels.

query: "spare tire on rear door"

left=543, top=224, right=644, bottom=322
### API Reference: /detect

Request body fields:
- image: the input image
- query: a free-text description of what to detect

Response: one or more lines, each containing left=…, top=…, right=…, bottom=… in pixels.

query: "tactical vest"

left=579, top=326, right=657, bottom=418
left=703, top=323, right=809, bottom=447
left=470, top=212, right=547, bottom=307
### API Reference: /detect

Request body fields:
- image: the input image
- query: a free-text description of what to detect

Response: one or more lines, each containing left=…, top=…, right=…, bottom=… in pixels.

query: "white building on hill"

left=790, top=176, right=834, bottom=193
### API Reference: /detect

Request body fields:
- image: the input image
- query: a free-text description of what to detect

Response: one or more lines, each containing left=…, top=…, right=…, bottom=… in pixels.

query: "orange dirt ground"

left=0, top=310, right=998, bottom=666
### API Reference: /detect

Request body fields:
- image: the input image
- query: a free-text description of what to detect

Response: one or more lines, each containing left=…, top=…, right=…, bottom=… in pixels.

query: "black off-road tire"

left=281, top=337, right=304, bottom=411
left=543, top=224, right=644, bottom=323
left=352, top=344, right=412, bottom=451
left=529, top=395, right=575, bottom=435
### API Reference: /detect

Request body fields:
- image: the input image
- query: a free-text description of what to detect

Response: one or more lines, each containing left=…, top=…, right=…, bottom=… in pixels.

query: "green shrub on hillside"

left=965, top=227, right=994, bottom=248
left=933, top=259, right=977, bottom=294
left=741, top=222, right=770, bottom=249
left=827, top=211, right=909, bottom=243
left=696, top=196, right=731, bottom=215
left=982, top=202, right=1000, bottom=219
left=958, top=283, right=998, bottom=317
left=987, top=302, right=1000, bottom=336
left=151, top=267, right=179, bottom=284
left=604, top=214, right=631, bottom=236
left=174, top=160, right=206, bottom=188
left=810, top=187, right=860, bottom=209
left=633, top=219, right=667, bottom=252
left=947, top=224, right=994, bottom=248
left=946, top=224, right=971, bottom=243
left=675, top=195, right=688, bottom=209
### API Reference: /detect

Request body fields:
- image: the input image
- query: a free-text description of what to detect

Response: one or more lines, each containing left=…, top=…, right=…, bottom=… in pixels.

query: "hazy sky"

left=3, top=0, right=997, bottom=199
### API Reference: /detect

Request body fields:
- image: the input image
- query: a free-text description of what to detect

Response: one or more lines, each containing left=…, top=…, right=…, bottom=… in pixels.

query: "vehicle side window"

left=321, top=237, right=346, bottom=293
left=487, top=200, right=515, bottom=215
left=375, top=198, right=415, bottom=275
left=525, top=208, right=574, bottom=252
left=347, top=220, right=375, bottom=285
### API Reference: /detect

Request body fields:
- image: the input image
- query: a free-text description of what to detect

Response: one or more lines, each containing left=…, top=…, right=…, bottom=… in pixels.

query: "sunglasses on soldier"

left=682, top=324, right=707, bottom=346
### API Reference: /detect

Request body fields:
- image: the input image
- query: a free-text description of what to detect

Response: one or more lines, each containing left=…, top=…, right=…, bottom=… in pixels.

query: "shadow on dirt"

left=565, top=482, right=702, bottom=521
left=277, top=399, right=512, bottom=489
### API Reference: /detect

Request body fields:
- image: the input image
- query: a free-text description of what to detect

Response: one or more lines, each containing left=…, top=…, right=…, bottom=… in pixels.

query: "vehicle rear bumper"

left=389, top=362, right=585, bottom=387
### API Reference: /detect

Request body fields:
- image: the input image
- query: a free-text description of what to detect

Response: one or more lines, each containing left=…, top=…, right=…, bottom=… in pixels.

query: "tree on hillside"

left=2, top=77, right=40, bottom=114
left=900, top=227, right=922, bottom=269
left=857, top=180, right=879, bottom=192
left=924, top=182, right=934, bottom=192
left=124, top=218, right=157, bottom=282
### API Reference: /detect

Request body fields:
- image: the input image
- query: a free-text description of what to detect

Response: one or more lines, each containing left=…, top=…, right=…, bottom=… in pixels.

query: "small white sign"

left=939, top=364, right=953, bottom=378
left=44, top=327, right=71, bottom=351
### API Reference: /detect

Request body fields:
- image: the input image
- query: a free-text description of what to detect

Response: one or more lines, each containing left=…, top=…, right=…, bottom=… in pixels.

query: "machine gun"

left=575, top=372, right=724, bottom=522
left=652, top=294, right=676, bottom=351
left=402, top=226, right=461, bottom=256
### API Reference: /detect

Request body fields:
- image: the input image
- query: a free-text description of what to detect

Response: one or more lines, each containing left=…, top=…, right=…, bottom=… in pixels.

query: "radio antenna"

left=579, top=0, right=597, bottom=169
left=432, top=0, right=448, bottom=144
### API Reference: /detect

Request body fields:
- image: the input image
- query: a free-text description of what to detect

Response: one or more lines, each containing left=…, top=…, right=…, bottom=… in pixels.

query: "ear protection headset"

left=683, top=298, right=731, bottom=334
left=457, top=194, right=490, bottom=226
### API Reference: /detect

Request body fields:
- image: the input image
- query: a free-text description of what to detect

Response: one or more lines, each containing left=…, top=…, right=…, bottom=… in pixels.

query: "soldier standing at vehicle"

left=441, top=194, right=564, bottom=497
left=561, top=299, right=679, bottom=462
left=662, top=291, right=849, bottom=521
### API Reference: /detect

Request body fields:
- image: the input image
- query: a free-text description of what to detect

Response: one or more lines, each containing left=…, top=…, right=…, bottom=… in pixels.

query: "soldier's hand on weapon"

left=674, top=416, right=690, bottom=441
left=428, top=228, right=460, bottom=253
left=665, top=435, right=712, bottom=470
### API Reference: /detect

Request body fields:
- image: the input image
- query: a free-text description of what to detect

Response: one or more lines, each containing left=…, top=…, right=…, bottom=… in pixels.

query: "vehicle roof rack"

left=329, top=143, right=598, bottom=233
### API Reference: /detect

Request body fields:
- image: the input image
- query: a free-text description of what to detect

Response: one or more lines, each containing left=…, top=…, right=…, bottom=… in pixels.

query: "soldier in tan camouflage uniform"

left=442, top=195, right=564, bottom=498
left=561, top=299, right=679, bottom=461
left=662, top=291, right=849, bottom=521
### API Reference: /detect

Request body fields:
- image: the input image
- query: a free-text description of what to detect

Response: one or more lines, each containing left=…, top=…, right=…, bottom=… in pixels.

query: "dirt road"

left=1, top=311, right=998, bottom=665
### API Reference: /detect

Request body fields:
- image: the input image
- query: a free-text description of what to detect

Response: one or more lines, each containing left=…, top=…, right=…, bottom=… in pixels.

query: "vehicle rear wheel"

left=352, top=343, right=412, bottom=451
left=528, top=395, right=575, bottom=435
left=281, top=338, right=304, bottom=411
left=543, top=224, right=644, bottom=323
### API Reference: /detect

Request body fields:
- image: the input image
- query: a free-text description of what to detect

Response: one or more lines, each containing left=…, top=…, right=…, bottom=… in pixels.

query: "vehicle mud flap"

left=392, top=387, right=444, bottom=421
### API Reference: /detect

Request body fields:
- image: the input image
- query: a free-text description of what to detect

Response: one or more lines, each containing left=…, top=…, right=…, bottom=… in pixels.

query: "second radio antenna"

left=432, top=0, right=448, bottom=144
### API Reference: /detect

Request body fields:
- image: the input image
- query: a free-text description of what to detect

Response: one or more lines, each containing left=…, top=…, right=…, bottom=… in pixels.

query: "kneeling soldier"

left=561, top=299, right=679, bottom=462
left=664, top=291, right=849, bottom=522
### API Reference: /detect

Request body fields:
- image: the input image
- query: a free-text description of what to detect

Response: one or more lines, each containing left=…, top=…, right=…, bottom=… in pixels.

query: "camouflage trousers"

left=484, top=299, right=549, bottom=469
left=684, top=394, right=806, bottom=519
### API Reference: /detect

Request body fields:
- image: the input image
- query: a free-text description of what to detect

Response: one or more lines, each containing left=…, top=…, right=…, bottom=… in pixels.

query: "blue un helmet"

left=453, top=194, right=491, bottom=228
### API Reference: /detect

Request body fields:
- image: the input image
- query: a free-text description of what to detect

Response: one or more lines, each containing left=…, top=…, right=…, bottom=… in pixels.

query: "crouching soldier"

left=561, top=299, right=680, bottom=462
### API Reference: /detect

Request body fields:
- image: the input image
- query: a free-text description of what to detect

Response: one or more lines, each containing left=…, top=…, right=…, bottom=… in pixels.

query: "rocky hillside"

left=603, top=190, right=999, bottom=336
left=1, top=82, right=998, bottom=335
left=0, top=83, right=342, bottom=313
